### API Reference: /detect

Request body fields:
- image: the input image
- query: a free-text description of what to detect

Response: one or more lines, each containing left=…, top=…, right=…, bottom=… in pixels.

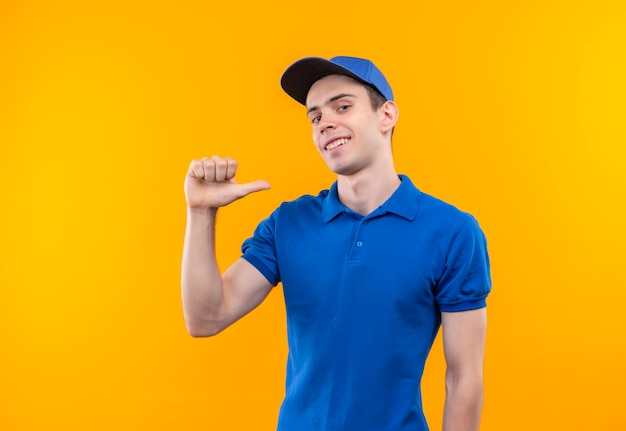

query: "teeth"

left=326, top=138, right=348, bottom=151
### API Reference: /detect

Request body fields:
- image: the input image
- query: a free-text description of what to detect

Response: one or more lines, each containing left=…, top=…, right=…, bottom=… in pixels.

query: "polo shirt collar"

left=321, top=174, right=421, bottom=223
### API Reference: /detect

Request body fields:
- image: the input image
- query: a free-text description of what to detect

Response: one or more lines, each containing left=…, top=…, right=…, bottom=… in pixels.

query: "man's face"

left=305, top=75, right=388, bottom=176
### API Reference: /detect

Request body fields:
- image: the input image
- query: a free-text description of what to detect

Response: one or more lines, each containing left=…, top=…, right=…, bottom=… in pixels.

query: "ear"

left=380, top=100, right=399, bottom=135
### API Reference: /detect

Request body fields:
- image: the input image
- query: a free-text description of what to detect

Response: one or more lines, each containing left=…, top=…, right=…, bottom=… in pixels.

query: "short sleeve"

left=241, top=209, right=281, bottom=286
left=434, top=216, right=492, bottom=312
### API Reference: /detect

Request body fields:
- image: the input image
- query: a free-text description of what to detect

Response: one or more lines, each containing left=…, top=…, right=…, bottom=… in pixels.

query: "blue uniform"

left=242, top=175, right=491, bottom=431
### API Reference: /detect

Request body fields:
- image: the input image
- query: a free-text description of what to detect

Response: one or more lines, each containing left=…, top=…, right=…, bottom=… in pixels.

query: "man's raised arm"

left=181, top=156, right=271, bottom=337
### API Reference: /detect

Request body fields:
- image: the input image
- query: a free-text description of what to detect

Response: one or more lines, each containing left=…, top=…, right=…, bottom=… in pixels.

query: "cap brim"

left=280, top=57, right=366, bottom=106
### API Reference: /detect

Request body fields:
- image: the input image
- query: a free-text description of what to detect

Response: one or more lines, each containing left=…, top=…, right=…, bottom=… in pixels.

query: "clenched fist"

left=184, top=156, right=270, bottom=209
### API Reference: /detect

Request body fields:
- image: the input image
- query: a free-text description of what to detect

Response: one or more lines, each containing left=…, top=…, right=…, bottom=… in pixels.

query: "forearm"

left=181, top=206, right=225, bottom=336
left=442, top=374, right=484, bottom=431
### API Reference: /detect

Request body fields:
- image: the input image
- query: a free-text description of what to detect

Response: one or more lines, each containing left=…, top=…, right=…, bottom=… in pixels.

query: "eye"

left=338, top=104, right=351, bottom=112
left=311, top=115, right=321, bottom=124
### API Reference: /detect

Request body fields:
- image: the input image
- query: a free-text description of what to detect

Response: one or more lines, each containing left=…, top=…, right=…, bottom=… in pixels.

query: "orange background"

left=1, top=1, right=625, bottom=430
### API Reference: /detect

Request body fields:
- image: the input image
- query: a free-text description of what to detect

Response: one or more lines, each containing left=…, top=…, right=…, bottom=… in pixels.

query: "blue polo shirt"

left=241, top=175, right=491, bottom=431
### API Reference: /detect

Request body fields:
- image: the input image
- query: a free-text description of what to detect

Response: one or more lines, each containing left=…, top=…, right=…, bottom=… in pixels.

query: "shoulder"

left=397, top=175, right=466, bottom=215
left=414, top=188, right=476, bottom=231
left=275, top=188, right=330, bottom=215
left=394, top=176, right=485, bottom=244
left=282, top=188, right=329, bottom=206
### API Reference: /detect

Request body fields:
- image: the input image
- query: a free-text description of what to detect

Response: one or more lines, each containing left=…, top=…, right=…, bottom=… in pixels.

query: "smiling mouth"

left=325, top=138, right=349, bottom=151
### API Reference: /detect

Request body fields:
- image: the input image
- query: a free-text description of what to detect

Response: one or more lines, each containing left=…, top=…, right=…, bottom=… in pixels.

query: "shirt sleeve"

left=241, top=209, right=281, bottom=287
left=434, top=215, right=492, bottom=312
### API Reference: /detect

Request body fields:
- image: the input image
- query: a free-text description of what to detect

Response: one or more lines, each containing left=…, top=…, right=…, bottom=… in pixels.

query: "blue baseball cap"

left=280, top=56, right=394, bottom=105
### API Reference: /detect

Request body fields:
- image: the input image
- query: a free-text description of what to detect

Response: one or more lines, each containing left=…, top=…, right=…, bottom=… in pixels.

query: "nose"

left=318, top=111, right=336, bottom=133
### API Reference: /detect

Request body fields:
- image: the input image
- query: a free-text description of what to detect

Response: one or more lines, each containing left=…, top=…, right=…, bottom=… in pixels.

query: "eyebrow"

left=306, top=93, right=357, bottom=115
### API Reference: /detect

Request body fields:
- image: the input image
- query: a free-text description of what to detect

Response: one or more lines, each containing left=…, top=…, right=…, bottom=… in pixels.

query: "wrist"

left=186, top=205, right=218, bottom=219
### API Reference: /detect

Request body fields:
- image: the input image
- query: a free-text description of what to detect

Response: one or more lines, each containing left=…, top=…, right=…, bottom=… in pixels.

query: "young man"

left=182, top=56, right=492, bottom=431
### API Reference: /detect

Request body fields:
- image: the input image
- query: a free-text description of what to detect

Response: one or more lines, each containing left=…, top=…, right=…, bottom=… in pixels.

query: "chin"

left=328, top=164, right=358, bottom=177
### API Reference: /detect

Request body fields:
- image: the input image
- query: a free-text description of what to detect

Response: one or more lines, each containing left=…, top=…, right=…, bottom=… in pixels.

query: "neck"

left=336, top=166, right=401, bottom=216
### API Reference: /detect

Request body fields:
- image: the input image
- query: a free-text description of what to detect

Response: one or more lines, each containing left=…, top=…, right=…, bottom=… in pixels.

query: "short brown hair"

left=364, top=84, right=395, bottom=138
left=365, top=85, right=387, bottom=110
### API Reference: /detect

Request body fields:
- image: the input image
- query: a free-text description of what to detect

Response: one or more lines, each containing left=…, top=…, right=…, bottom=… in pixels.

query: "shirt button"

left=356, top=241, right=363, bottom=247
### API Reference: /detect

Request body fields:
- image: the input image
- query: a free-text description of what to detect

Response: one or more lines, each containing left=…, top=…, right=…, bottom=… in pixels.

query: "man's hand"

left=184, top=156, right=271, bottom=209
